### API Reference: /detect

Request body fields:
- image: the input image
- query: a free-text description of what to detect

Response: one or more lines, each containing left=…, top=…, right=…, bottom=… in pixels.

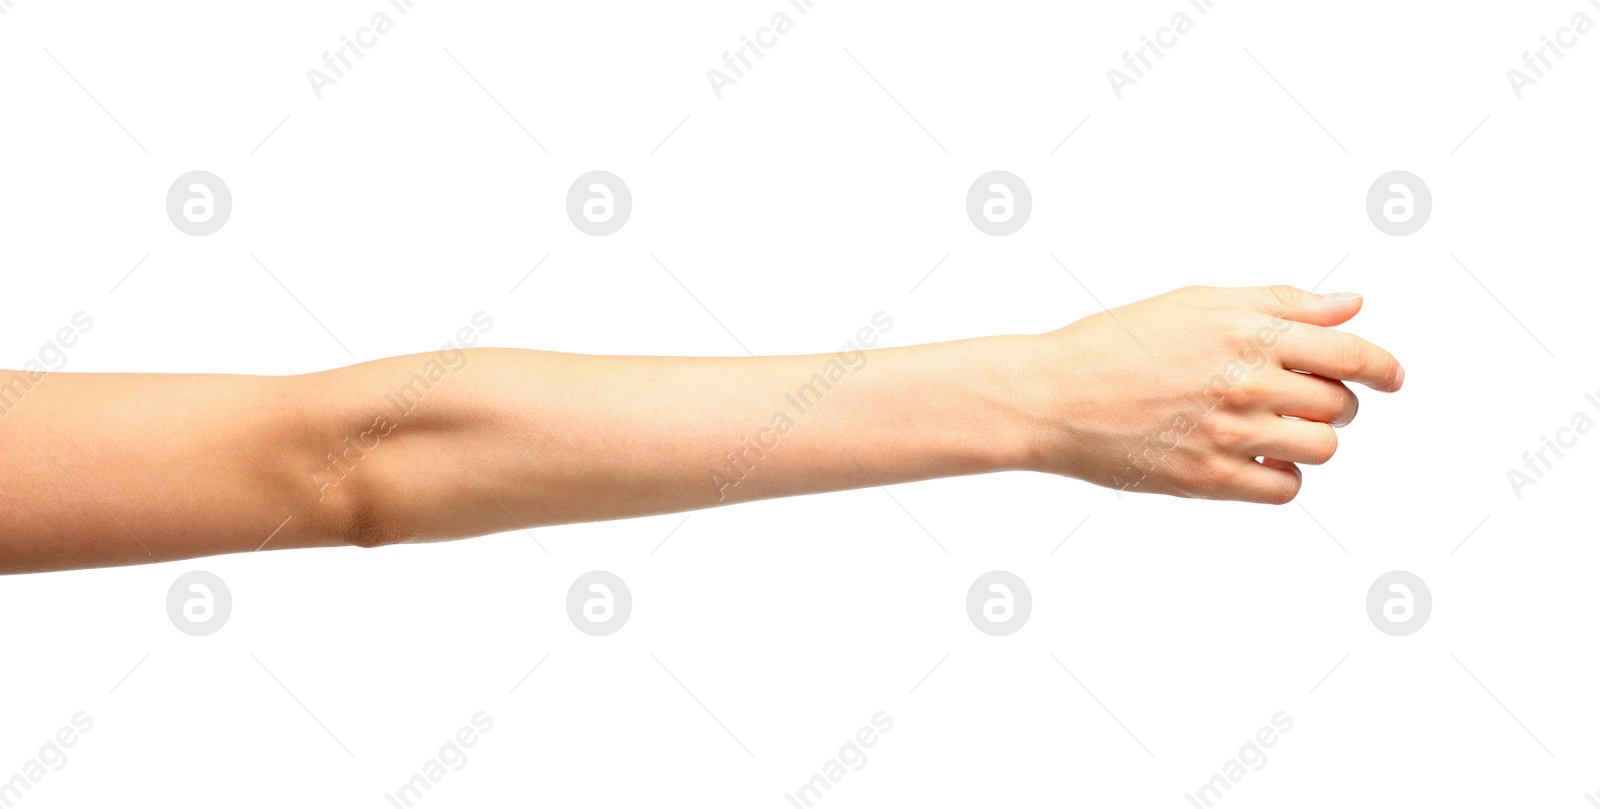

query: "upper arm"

left=0, top=370, right=356, bottom=574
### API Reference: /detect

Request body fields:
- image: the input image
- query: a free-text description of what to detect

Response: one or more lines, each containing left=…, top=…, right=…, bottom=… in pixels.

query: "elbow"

left=343, top=499, right=411, bottom=549
left=302, top=459, right=411, bottom=550
left=275, top=374, right=416, bottom=551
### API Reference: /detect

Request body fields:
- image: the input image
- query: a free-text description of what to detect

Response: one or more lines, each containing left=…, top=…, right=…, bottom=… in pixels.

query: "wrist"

left=964, top=333, right=1057, bottom=475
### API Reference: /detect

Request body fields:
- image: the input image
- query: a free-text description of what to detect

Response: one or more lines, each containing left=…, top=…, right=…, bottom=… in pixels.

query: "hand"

left=1013, top=285, right=1404, bottom=503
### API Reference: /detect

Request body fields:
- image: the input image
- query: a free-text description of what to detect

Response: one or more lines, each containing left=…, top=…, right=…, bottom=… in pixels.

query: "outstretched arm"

left=0, top=285, right=1401, bottom=574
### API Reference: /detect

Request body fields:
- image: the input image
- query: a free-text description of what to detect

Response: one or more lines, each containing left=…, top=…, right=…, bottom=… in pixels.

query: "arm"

left=0, top=285, right=1402, bottom=574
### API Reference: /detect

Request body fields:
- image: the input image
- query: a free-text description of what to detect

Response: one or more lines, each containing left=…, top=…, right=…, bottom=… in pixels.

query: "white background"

left=2, top=1, right=1597, bottom=806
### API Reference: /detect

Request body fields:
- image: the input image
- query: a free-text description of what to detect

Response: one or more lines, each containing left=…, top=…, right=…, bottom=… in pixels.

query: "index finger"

left=1275, top=325, right=1404, bottom=392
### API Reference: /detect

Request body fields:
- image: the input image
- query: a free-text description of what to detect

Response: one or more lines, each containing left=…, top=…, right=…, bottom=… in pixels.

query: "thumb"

left=1254, top=285, right=1364, bottom=327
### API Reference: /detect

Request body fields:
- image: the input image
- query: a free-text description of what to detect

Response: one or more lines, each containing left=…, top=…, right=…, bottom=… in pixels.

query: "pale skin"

left=0, top=285, right=1402, bottom=575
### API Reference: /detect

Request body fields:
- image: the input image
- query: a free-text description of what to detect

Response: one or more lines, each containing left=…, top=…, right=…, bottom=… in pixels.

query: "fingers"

left=1259, top=286, right=1365, bottom=327
left=1247, top=417, right=1339, bottom=465
left=1219, top=456, right=1302, bottom=504
left=1260, top=457, right=1300, bottom=475
left=1192, top=285, right=1367, bottom=327
left=1275, top=324, right=1404, bottom=392
left=1270, top=371, right=1359, bottom=426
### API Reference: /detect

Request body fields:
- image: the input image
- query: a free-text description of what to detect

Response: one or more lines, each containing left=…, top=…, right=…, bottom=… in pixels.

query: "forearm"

left=337, top=338, right=1035, bottom=544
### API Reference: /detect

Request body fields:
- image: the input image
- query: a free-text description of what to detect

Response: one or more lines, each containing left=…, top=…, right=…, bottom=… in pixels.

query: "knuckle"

left=1336, top=338, right=1368, bottom=380
left=1325, top=382, right=1351, bottom=412
left=1313, top=379, right=1353, bottom=420
left=1221, top=380, right=1261, bottom=412
left=1267, top=471, right=1302, bottom=505
left=1383, top=355, right=1402, bottom=390
left=1185, top=455, right=1238, bottom=497
left=1229, top=313, right=1263, bottom=345
left=1306, top=425, right=1339, bottom=464
left=1266, top=284, right=1302, bottom=312
left=1203, top=416, right=1249, bottom=450
left=1335, top=387, right=1360, bottom=423
left=1212, top=312, right=1262, bottom=351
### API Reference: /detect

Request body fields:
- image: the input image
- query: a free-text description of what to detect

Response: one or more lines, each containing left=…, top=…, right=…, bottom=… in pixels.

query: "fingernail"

left=1321, top=292, right=1361, bottom=302
left=1391, top=364, right=1405, bottom=392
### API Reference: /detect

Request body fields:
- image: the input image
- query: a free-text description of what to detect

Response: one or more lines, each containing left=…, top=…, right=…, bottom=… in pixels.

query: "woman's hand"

left=1013, top=285, right=1404, bottom=503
